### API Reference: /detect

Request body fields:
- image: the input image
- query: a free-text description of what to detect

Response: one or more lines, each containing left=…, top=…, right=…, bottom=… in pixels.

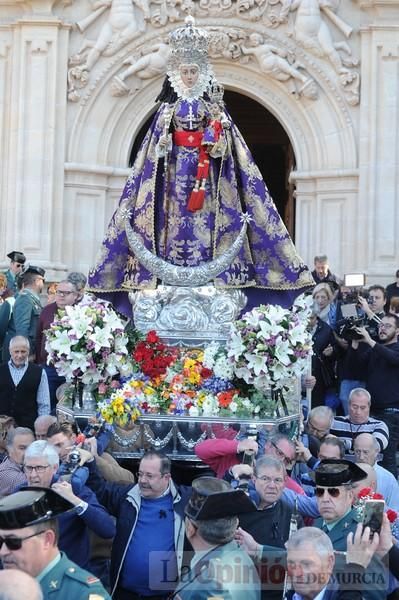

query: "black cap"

left=24, top=265, right=45, bottom=278
left=315, top=459, right=367, bottom=488
left=185, top=477, right=256, bottom=521
left=7, top=251, right=26, bottom=264
left=0, top=487, right=75, bottom=530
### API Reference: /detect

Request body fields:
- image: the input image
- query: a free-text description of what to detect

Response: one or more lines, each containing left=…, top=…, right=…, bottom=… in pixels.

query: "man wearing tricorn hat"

left=170, top=477, right=260, bottom=600
left=0, top=487, right=111, bottom=599
left=313, top=459, right=387, bottom=600
left=313, top=459, right=368, bottom=550
left=3, top=264, right=45, bottom=360
left=4, top=250, right=26, bottom=295
left=237, top=460, right=388, bottom=599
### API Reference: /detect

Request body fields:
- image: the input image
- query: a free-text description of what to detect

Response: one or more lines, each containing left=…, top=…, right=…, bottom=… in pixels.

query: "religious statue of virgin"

left=88, top=17, right=314, bottom=316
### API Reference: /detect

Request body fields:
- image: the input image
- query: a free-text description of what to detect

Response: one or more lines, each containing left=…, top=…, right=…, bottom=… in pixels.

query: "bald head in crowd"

left=34, top=415, right=57, bottom=440
left=353, top=433, right=380, bottom=466
left=351, top=462, right=377, bottom=495
left=0, top=569, right=43, bottom=600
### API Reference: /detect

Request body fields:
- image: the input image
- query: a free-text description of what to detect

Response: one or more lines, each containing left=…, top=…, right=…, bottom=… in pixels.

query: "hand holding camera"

left=352, top=326, right=374, bottom=347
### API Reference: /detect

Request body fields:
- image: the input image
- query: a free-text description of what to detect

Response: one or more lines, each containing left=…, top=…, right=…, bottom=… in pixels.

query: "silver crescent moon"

left=125, top=215, right=250, bottom=287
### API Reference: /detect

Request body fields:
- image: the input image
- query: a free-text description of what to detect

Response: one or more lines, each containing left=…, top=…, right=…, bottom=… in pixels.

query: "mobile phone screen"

left=362, top=500, right=385, bottom=536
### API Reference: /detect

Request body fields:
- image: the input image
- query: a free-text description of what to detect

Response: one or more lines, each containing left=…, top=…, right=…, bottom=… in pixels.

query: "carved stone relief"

left=66, top=0, right=360, bottom=105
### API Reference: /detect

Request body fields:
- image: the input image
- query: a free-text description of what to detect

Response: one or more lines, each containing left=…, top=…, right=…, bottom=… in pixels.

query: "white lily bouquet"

left=45, top=302, right=132, bottom=385
left=226, top=294, right=313, bottom=392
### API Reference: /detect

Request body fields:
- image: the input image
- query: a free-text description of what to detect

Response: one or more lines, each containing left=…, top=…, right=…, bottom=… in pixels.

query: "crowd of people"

left=0, top=247, right=398, bottom=599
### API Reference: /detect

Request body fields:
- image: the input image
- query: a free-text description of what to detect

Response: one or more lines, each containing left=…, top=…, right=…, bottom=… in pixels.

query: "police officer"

left=4, top=250, right=26, bottom=295
left=313, top=459, right=367, bottom=550
left=0, top=487, right=111, bottom=600
left=3, top=265, right=45, bottom=360
left=172, top=477, right=260, bottom=600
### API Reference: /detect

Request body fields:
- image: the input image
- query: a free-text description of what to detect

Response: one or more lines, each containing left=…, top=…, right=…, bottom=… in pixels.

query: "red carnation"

left=386, top=509, right=398, bottom=523
left=357, top=487, right=372, bottom=499
left=373, top=493, right=384, bottom=500
left=201, top=367, right=213, bottom=379
left=146, top=330, right=159, bottom=343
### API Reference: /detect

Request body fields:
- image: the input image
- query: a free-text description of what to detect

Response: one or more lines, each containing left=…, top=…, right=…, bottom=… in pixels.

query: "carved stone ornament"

left=67, top=2, right=360, bottom=105
left=130, top=284, right=248, bottom=344
left=125, top=212, right=251, bottom=287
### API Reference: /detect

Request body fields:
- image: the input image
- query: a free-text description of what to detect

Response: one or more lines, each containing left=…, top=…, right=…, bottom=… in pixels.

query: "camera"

left=245, top=424, right=259, bottom=443
left=336, top=315, right=366, bottom=341
left=236, top=473, right=252, bottom=494
left=336, top=278, right=370, bottom=342
left=58, top=448, right=81, bottom=482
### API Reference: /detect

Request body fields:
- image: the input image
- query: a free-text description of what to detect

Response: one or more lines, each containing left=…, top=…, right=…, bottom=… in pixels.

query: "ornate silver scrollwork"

left=125, top=214, right=251, bottom=287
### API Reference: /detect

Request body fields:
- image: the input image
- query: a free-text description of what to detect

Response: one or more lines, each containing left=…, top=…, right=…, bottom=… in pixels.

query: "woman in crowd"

left=312, top=282, right=337, bottom=328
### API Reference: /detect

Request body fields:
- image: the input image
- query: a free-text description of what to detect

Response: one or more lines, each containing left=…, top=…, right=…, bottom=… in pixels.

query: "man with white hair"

left=306, top=406, right=334, bottom=441
left=0, top=569, right=43, bottom=600
left=353, top=433, right=399, bottom=511
left=330, top=388, right=389, bottom=453
left=23, top=440, right=115, bottom=569
left=284, top=526, right=373, bottom=600
left=0, top=335, right=50, bottom=430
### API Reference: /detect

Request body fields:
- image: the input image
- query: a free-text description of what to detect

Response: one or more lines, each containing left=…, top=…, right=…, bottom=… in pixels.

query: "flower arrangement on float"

left=45, top=302, right=133, bottom=384
left=355, top=487, right=399, bottom=541
left=97, top=294, right=313, bottom=429
left=226, top=294, right=313, bottom=392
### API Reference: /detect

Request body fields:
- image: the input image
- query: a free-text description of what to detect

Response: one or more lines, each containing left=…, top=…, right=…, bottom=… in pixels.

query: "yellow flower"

left=130, top=380, right=143, bottom=388
left=184, top=358, right=196, bottom=370
left=188, top=371, right=200, bottom=385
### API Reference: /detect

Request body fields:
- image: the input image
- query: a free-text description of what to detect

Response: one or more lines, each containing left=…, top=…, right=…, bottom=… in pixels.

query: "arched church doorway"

left=129, top=90, right=296, bottom=238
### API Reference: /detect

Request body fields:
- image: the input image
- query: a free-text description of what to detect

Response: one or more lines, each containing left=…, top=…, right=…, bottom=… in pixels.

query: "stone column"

left=357, top=1, right=399, bottom=282
left=3, top=0, right=70, bottom=278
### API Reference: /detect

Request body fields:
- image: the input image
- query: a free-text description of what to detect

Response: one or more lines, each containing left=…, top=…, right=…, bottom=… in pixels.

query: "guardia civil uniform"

left=171, top=477, right=260, bottom=600
left=3, top=265, right=44, bottom=360
left=0, top=487, right=110, bottom=600
left=4, top=250, right=26, bottom=295
left=175, top=540, right=260, bottom=600
left=39, top=551, right=110, bottom=600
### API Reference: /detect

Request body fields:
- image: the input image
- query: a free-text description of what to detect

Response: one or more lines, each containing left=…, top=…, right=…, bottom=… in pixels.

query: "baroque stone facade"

left=0, top=0, right=398, bottom=283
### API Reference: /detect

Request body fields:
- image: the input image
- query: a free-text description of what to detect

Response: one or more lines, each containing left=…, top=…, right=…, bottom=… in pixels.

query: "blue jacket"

left=86, top=460, right=191, bottom=596
left=19, top=474, right=116, bottom=569
left=58, top=483, right=116, bottom=569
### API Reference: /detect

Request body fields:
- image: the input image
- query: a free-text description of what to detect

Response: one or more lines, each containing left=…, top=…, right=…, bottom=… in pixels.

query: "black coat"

left=311, top=318, right=337, bottom=407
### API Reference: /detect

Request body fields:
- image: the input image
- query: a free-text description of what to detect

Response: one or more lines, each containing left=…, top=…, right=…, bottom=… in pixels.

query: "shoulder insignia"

left=49, top=580, right=58, bottom=589
left=87, top=576, right=100, bottom=584
left=68, top=567, right=76, bottom=573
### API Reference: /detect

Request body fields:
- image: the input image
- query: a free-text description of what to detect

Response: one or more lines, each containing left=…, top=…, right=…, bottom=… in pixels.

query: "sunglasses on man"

left=0, top=530, right=45, bottom=551
left=315, top=486, right=349, bottom=498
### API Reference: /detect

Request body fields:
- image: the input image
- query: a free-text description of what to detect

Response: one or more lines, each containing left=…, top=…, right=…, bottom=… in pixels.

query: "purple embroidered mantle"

left=88, top=98, right=313, bottom=316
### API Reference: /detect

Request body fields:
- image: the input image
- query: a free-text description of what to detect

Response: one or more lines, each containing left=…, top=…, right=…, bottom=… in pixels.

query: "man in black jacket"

left=347, top=312, right=399, bottom=477
left=234, top=456, right=298, bottom=600
left=0, top=336, right=50, bottom=430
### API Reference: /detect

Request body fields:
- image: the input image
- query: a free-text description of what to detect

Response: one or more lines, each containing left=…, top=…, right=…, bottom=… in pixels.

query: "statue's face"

left=179, top=64, right=199, bottom=88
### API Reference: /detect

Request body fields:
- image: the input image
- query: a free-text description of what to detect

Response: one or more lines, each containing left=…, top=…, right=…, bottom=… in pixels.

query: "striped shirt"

left=8, top=359, right=50, bottom=416
left=330, top=415, right=389, bottom=452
